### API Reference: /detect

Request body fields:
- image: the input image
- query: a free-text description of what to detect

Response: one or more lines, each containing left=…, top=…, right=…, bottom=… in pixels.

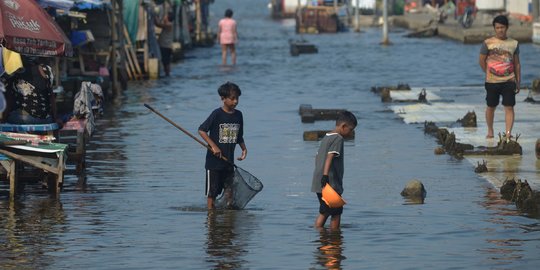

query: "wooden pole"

left=354, top=0, right=360, bottom=32
left=196, top=0, right=202, bottom=43
left=111, top=0, right=120, bottom=96
left=381, top=0, right=390, bottom=45
left=297, top=0, right=302, bottom=32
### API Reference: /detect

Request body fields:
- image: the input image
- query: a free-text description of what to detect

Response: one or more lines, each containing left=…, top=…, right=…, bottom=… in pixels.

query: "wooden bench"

left=0, top=128, right=67, bottom=196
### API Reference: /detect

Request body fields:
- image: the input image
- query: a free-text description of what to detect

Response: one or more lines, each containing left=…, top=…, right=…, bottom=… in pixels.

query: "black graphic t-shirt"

left=7, top=64, right=54, bottom=119
left=199, top=108, right=244, bottom=170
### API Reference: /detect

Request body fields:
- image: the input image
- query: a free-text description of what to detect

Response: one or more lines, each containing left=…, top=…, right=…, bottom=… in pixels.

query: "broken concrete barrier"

left=474, top=160, right=487, bottom=173
left=303, top=130, right=355, bottom=141
left=500, top=178, right=540, bottom=217
left=371, top=83, right=411, bottom=93
left=299, top=104, right=347, bottom=123
left=290, top=40, right=318, bottom=56
left=457, top=111, right=477, bottom=128
left=424, top=122, right=522, bottom=157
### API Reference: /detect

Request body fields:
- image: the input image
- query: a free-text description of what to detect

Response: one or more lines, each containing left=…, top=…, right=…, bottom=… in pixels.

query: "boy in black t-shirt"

left=199, top=82, right=247, bottom=209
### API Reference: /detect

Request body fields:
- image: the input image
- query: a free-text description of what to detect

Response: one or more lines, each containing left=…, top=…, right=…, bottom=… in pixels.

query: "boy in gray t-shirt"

left=311, top=111, right=357, bottom=230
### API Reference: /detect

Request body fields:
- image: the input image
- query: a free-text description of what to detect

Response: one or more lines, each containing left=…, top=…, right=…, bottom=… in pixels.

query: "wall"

left=506, top=0, right=531, bottom=15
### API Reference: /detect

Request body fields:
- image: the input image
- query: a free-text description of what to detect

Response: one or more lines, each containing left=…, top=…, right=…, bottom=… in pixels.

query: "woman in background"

left=217, top=9, right=238, bottom=66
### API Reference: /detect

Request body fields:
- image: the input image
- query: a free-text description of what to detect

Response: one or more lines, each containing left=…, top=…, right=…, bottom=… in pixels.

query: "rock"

left=434, top=147, right=445, bottom=155
left=401, top=179, right=426, bottom=203
left=532, top=79, right=540, bottom=92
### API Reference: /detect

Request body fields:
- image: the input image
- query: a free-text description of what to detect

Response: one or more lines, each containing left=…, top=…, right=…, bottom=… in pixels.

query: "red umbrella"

left=0, top=0, right=72, bottom=57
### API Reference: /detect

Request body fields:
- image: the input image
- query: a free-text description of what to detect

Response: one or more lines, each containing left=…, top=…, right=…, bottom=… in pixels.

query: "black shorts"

left=317, top=193, right=343, bottom=216
left=485, top=81, right=516, bottom=107
left=160, top=47, right=172, bottom=66
left=205, top=168, right=234, bottom=198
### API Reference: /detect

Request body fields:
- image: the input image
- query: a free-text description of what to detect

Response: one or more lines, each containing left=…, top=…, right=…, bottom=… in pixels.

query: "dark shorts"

left=485, top=81, right=516, bottom=107
left=160, top=47, right=172, bottom=66
left=317, top=193, right=343, bottom=216
left=205, top=168, right=234, bottom=198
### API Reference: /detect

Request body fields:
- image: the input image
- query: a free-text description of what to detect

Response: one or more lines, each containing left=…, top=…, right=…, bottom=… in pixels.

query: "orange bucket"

left=321, top=184, right=346, bottom=208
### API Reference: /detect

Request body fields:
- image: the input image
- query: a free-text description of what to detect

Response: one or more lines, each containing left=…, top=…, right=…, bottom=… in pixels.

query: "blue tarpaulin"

left=36, top=0, right=108, bottom=11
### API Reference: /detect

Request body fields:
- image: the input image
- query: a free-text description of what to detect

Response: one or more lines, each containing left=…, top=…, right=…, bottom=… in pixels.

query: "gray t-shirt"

left=157, top=3, right=174, bottom=48
left=311, top=133, right=345, bottom=194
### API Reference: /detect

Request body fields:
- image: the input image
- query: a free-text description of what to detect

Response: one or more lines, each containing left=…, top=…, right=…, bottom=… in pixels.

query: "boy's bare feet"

left=486, top=134, right=494, bottom=139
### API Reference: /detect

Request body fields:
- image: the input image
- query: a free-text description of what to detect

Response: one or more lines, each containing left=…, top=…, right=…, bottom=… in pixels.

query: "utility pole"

left=381, top=0, right=391, bottom=45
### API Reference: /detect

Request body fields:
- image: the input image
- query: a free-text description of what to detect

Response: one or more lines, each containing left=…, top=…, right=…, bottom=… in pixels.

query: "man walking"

left=479, top=15, right=521, bottom=140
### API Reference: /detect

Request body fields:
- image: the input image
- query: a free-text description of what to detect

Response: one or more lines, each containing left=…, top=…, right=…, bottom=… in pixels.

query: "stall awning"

left=37, top=0, right=110, bottom=11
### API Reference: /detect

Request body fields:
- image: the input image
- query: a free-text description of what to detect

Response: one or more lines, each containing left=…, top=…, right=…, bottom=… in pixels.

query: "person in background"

left=217, top=9, right=238, bottom=65
left=479, top=15, right=521, bottom=141
left=311, top=111, right=357, bottom=230
left=200, top=0, right=213, bottom=31
left=2, top=56, right=60, bottom=126
left=155, top=0, right=174, bottom=76
left=198, top=82, right=247, bottom=209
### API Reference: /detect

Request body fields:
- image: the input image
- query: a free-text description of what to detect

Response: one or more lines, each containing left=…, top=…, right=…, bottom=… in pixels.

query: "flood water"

left=2, top=0, right=540, bottom=269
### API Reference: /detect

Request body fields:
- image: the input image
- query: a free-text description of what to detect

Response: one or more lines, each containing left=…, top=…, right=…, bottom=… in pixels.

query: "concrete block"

left=303, top=130, right=355, bottom=141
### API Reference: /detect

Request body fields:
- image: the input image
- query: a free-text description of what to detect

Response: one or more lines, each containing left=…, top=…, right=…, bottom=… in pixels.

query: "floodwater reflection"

left=0, top=198, right=65, bottom=270
left=313, top=229, right=346, bottom=270
left=479, top=186, right=540, bottom=264
left=205, top=210, right=255, bottom=269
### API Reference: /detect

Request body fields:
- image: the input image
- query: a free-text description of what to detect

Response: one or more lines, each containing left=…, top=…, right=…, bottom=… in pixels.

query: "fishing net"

left=216, top=166, right=264, bottom=209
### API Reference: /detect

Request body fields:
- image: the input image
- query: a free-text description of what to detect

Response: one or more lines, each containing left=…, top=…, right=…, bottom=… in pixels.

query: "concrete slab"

left=392, top=13, right=533, bottom=44
left=388, top=86, right=540, bottom=190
